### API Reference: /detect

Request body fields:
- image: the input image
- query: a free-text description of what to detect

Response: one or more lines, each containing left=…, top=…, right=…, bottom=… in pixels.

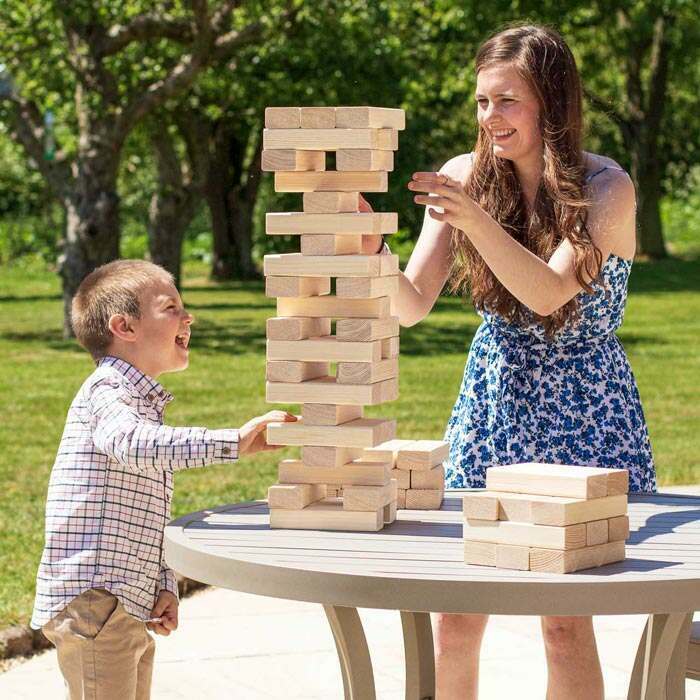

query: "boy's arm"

left=160, top=565, right=179, bottom=598
left=88, top=377, right=239, bottom=473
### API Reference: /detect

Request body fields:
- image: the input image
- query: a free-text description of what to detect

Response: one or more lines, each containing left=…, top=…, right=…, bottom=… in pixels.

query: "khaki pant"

left=42, top=588, right=155, bottom=700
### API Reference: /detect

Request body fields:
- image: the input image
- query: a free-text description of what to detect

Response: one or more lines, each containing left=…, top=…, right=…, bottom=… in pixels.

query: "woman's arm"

left=409, top=167, right=636, bottom=317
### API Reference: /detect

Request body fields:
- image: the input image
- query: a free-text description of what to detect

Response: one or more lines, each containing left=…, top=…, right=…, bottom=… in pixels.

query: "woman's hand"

left=408, top=172, right=479, bottom=233
left=358, top=195, right=384, bottom=255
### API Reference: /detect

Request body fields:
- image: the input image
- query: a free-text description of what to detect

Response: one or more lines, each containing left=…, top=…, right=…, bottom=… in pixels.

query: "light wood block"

left=264, top=253, right=398, bottom=278
left=463, top=518, right=587, bottom=550
left=265, top=107, right=301, bottom=129
left=397, top=489, right=406, bottom=509
left=300, top=234, right=363, bottom=256
left=268, top=375, right=398, bottom=406
left=390, top=468, right=410, bottom=489
left=278, top=296, right=391, bottom=320
left=529, top=540, right=625, bottom=574
left=267, top=483, right=326, bottom=510
left=336, top=317, right=399, bottom=341
left=267, top=337, right=382, bottom=363
left=608, top=515, right=630, bottom=541
left=278, top=458, right=390, bottom=487
left=586, top=519, right=609, bottom=547
left=381, top=335, right=400, bottom=359
left=411, top=464, right=445, bottom=490
left=336, top=275, right=399, bottom=299
left=266, top=360, right=329, bottom=383
left=301, top=404, right=363, bottom=426
left=267, top=417, right=396, bottom=448
left=270, top=500, right=384, bottom=531
left=337, top=149, right=394, bottom=172
left=264, top=128, right=398, bottom=151
left=265, top=276, right=330, bottom=298
left=607, top=469, right=629, bottom=495
left=463, top=493, right=500, bottom=520
left=343, top=480, right=397, bottom=511
left=485, top=463, right=613, bottom=500
left=335, top=107, right=405, bottom=130
left=303, top=192, right=360, bottom=213
left=405, top=489, right=444, bottom=510
left=464, top=540, right=497, bottom=567
left=301, top=445, right=364, bottom=468
left=275, top=171, right=388, bottom=193
left=384, top=499, right=397, bottom=524
left=396, top=440, right=449, bottom=471
left=495, top=544, right=530, bottom=571
left=337, top=357, right=398, bottom=385
left=266, top=316, right=331, bottom=341
left=326, top=487, right=343, bottom=498
left=266, top=212, right=397, bottom=236
left=300, top=107, right=336, bottom=129
left=362, top=438, right=416, bottom=465
left=262, top=149, right=325, bottom=172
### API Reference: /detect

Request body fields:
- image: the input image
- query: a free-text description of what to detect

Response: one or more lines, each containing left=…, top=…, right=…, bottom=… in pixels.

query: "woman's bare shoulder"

left=583, top=151, right=628, bottom=178
left=439, top=153, right=473, bottom=186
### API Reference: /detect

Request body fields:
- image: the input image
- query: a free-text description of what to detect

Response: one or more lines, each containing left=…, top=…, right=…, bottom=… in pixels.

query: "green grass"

left=0, top=255, right=698, bottom=629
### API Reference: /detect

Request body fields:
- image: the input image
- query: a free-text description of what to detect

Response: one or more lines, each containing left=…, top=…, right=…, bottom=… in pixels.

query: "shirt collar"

left=98, top=356, right=174, bottom=409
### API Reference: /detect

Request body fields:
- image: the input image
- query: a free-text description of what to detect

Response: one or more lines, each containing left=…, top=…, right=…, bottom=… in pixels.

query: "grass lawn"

left=0, top=255, right=698, bottom=628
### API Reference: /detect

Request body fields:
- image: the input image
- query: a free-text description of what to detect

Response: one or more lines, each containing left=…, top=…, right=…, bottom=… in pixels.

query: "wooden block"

left=397, top=489, right=406, bottom=509
left=337, top=149, right=394, bottom=172
left=405, top=489, right=444, bottom=510
left=265, top=107, right=301, bottom=128
left=607, top=469, right=629, bottom=495
left=396, top=440, right=449, bottom=471
left=381, top=335, right=400, bottom=359
left=267, top=417, right=396, bottom=448
left=266, top=316, right=331, bottom=341
left=463, top=519, right=587, bottom=550
left=278, top=296, right=390, bottom=320
left=411, top=464, right=445, bottom=490
left=263, top=128, right=398, bottom=151
left=303, top=191, right=360, bottom=213
left=270, top=500, right=384, bottom=531
left=586, top=519, right=609, bottom=547
left=267, top=337, right=382, bottom=363
left=335, top=106, right=405, bottom=130
left=495, top=544, right=530, bottom=571
left=326, top=486, right=343, bottom=498
left=529, top=540, right=625, bottom=574
left=463, top=493, right=500, bottom=520
left=384, top=499, right=398, bottom=524
left=300, top=107, right=336, bottom=129
left=608, top=515, right=630, bottom=542
left=267, top=483, right=326, bottom=510
left=301, top=445, right=364, bottom=468
left=464, top=540, right=497, bottom=567
left=362, top=438, right=416, bottom=466
left=262, top=149, right=325, bottom=172
left=343, top=480, right=397, bottom=511
left=337, top=317, right=399, bottom=341
left=390, top=467, right=410, bottom=489
left=275, top=171, right=388, bottom=193
left=266, top=361, right=329, bottom=383
left=265, top=276, right=330, bottom=298
left=267, top=375, right=398, bottom=406
left=301, top=404, right=363, bottom=426
left=278, top=458, right=390, bottom=486
left=264, top=253, right=398, bottom=278
left=336, top=275, right=399, bottom=299
left=485, top=463, right=611, bottom=500
left=337, top=358, right=398, bottom=385
left=266, top=212, right=397, bottom=236
left=300, top=234, right=363, bottom=256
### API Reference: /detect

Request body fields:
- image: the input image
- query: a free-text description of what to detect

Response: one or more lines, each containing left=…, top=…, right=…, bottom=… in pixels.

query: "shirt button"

left=147, top=393, right=155, bottom=402
left=222, top=447, right=231, bottom=455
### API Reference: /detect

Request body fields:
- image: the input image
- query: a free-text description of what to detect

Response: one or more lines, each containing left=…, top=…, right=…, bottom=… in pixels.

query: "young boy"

left=30, top=259, right=295, bottom=699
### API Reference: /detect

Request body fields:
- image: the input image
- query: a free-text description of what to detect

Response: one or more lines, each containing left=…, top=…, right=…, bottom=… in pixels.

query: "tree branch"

left=99, top=15, right=195, bottom=56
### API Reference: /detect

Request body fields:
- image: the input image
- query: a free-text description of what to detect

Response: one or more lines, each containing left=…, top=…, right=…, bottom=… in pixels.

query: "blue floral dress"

left=443, top=169, right=657, bottom=493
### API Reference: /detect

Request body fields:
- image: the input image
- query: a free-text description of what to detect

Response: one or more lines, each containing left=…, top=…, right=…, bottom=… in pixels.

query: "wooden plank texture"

left=266, top=212, right=397, bottom=235
left=301, top=404, right=363, bottom=426
left=262, top=149, right=325, bottom=172
left=396, top=440, right=449, bottom=471
left=263, top=128, right=398, bottom=151
left=266, top=316, right=331, bottom=341
left=266, top=417, right=396, bottom=448
left=336, top=149, right=394, bottom=172
left=264, top=253, right=398, bottom=278
left=275, top=171, right=388, bottom=193
left=335, top=107, right=405, bottom=130
left=267, top=337, right=382, bottom=363
left=277, top=296, right=391, bottom=320
left=463, top=518, right=587, bottom=550
left=267, top=376, right=399, bottom=405
left=278, top=458, right=391, bottom=487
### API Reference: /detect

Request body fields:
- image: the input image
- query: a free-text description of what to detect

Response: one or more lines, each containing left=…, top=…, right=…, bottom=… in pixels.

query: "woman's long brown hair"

left=450, top=24, right=602, bottom=336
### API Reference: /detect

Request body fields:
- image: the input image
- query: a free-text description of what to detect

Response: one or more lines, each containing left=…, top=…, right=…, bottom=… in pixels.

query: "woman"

left=362, top=23, right=656, bottom=700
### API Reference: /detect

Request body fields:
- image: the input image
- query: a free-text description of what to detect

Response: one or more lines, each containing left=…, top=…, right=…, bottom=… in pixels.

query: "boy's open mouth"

left=175, top=333, right=189, bottom=349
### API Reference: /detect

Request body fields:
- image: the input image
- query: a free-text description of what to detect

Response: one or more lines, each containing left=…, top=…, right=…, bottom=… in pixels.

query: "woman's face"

left=475, top=62, right=542, bottom=164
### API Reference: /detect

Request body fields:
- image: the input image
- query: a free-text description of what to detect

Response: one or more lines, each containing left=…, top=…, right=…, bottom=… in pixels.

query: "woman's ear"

left=108, top=314, right=137, bottom=343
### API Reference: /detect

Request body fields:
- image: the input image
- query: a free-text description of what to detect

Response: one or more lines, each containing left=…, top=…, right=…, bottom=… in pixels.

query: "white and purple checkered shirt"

left=31, top=356, right=239, bottom=629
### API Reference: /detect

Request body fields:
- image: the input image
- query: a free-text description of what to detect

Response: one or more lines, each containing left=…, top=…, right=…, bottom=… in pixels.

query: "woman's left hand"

left=408, top=172, right=477, bottom=232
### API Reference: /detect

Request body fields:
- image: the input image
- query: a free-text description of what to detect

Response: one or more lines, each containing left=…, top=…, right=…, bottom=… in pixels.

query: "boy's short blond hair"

left=71, top=259, right=174, bottom=360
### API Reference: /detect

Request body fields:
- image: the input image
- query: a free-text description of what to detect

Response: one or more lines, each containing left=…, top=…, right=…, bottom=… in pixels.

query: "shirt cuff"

left=209, top=428, right=239, bottom=462
left=159, top=566, right=179, bottom=597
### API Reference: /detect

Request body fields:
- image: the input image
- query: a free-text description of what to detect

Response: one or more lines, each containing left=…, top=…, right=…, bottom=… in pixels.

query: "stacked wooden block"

left=364, top=438, right=449, bottom=509
left=263, top=105, right=404, bottom=531
left=463, top=463, right=630, bottom=573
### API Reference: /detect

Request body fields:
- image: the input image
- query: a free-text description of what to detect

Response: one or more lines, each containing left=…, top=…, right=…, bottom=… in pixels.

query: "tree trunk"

left=635, top=166, right=667, bottom=259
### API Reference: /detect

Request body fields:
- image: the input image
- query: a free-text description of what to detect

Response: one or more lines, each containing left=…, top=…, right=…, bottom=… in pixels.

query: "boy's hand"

left=148, top=590, right=178, bottom=636
left=239, top=410, right=297, bottom=456
left=358, top=195, right=383, bottom=255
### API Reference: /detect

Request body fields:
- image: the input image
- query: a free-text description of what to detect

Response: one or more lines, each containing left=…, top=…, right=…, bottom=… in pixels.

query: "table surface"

left=164, top=491, right=700, bottom=617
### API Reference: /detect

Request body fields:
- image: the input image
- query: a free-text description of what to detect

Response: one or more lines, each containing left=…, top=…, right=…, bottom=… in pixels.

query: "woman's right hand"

left=359, top=195, right=384, bottom=255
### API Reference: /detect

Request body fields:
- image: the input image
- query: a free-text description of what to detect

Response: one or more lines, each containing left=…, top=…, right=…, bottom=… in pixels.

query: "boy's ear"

left=108, top=314, right=138, bottom=343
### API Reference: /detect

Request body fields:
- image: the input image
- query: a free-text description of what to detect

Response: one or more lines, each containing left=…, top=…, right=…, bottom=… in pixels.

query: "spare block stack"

left=463, top=463, right=630, bottom=573
left=263, top=106, right=404, bottom=531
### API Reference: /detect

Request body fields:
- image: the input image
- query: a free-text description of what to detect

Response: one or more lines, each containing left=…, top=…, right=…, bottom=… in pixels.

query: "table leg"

left=400, top=611, right=435, bottom=700
left=627, top=612, right=693, bottom=700
left=324, top=605, right=376, bottom=700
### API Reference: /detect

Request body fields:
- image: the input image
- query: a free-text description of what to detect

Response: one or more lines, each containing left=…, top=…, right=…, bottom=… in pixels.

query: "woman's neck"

left=513, top=147, right=545, bottom=209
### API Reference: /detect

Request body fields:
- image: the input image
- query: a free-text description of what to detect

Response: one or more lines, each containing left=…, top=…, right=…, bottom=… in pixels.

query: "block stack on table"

left=262, top=105, right=404, bottom=532
left=463, top=463, right=630, bottom=573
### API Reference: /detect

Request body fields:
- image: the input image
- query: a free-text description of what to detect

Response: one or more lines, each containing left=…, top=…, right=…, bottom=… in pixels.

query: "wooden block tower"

left=463, top=463, right=630, bottom=573
left=263, top=106, right=405, bottom=531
